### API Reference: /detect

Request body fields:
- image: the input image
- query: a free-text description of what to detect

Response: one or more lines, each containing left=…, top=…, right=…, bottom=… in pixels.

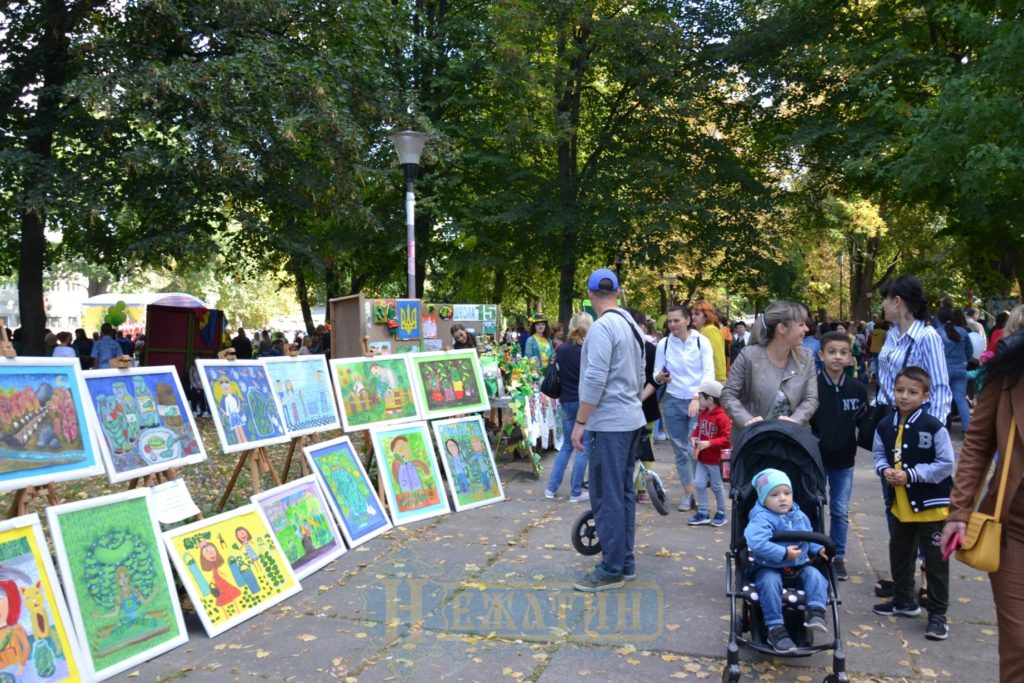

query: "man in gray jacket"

left=571, top=269, right=647, bottom=592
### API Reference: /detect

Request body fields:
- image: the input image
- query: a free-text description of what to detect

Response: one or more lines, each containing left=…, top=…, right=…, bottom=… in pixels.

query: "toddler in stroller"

left=723, top=420, right=848, bottom=683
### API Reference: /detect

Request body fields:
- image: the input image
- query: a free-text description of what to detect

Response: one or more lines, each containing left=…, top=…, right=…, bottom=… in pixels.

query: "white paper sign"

left=150, top=478, right=202, bottom=524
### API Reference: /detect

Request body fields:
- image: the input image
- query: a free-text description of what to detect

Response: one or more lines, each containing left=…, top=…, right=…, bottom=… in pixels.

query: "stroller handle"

left=770, top=530, right=837, bottom=559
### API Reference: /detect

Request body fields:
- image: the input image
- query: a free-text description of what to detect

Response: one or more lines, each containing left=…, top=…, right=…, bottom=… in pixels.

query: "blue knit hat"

left=753, top=468, right=791, bottom=506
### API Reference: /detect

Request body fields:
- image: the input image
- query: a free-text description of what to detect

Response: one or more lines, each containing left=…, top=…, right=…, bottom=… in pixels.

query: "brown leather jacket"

left=721, top=343, right=819, bottom=429
left=949, top=375, right=1024, bottom=523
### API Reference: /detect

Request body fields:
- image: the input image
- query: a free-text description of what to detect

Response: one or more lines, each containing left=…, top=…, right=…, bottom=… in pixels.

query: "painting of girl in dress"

left=431, top=416, right=505, bottom=512
left=195, top=360, right=288, bottom=454
left=263, top=356, right=341, bottom=438
left=162, top=504, right=300, bottom=637
left=369, top=422, right=450, bottom=526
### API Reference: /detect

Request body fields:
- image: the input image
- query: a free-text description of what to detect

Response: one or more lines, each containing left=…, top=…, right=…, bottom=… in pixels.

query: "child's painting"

left=0, top=513, right=83, bottom=682
left=195, top=359, right=289, bottom=454
left=431, top=416, right=505, bottom=512
left=47, top=489, right=187, bottom=681
left=251, top=476, right=347, bottom=580
left=395, top=299, right=421, bottom=340
left=370, top=422, right=450, bottom=526
left=262, top=356, right=341, bottom=438
left=304, top=435, right=391, bottom=547
left=0, top=357, right=104, bottom=492
left=329, top=356, right=420, bottom=432
left=409, top=351, right=490, bottom=420
left=83, top=365, right=207, bottom=483
left=162, top=505, right=301, bottom=638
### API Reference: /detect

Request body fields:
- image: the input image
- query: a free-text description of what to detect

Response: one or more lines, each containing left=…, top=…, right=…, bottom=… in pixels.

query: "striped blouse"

left=876, top=319, right=951, bottom=421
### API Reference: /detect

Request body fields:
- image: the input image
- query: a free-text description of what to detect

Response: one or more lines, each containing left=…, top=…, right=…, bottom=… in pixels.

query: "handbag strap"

left=986, top=417, right=1017, bottom=523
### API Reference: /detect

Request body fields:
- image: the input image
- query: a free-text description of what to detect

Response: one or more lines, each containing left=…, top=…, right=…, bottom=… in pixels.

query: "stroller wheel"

left=571, top=510, right=601, bottom=555
left=721, top=662, right=741, bottom=683
left=644, top=471, right=670, bottom=516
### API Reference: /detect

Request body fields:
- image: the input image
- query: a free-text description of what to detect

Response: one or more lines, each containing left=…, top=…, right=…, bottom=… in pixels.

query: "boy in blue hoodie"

left=745, top=468, right=830, bottom=653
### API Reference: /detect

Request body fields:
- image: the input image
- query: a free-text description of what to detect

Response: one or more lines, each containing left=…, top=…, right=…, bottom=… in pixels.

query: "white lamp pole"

left=389, top=130, right=430, bottom=299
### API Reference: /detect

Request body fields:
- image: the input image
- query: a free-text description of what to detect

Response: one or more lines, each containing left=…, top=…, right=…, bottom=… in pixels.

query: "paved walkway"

left=115, top=438, right=997, bottom=682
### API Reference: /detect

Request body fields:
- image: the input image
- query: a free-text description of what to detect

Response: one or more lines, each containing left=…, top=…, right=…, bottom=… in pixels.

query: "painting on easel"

left=262, top=356, right=340, bottom=438
left=431, top=416, right=505, bottom=512
left=82, top=365, right=207, bottom=483
left=195, top=359, right=289, bottom=454
left=329, top=356, right=420, bottom=432
left=251, top=476, right=347, bottom=580
left=370, top=422, right=450, bottom=526
left=0, top=357, right=105, bottom=492
left=47, top=489, right=188, bottom=681
left=0, top=513, right=84, bottom=682
left=304, top=435, right=391, bottom=547
left=162, top=504, right=301, bottom=637
left=408, top=350, right=490, bottom=420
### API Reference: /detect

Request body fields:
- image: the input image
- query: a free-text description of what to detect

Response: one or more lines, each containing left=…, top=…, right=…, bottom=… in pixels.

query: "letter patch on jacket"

left=918, top=432, right=933, bottom=450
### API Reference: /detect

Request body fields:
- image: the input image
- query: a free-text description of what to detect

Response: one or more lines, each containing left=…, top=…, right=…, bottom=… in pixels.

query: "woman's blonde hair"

left=1003, top=304, right=1024, bottom=337
left=567, top=312, right=592, bottom=344
left=751, top=300, right=808, bottom=346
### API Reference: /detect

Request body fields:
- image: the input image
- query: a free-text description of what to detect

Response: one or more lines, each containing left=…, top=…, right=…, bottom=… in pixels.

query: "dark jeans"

left=890, top=517, right=949, bottom=615
left=589, top=428, right=641, bottom=577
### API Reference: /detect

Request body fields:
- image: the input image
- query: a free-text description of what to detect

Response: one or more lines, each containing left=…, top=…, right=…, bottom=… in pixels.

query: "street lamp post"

left=389, top=130, right=430, bottom=299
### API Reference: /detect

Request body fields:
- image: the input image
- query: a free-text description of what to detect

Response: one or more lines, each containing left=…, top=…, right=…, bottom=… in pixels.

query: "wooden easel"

left=127, top=467, right=178, bottom=490
left=280, top=436, right=311, bottom=482
left=217, top=446, right=282, bottom=511
left=3, top=324, right=63, bottom=518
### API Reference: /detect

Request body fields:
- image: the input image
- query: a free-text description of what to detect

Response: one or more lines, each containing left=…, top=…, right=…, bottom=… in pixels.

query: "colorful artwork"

left=47, top=490, right=187, bottom=681
left=0, top=513, right=83, bottom=682
left=304, top=436, right=391, bottom=547
left=195, top=360, right=289, bottom=454
left=262, top=356, right=341, bottom=438
left=251, top=476, right=346, bottom=580
left=370, top=422, right=450, bottom=526
left=431, top=416, right=505, bottom=512
left=329, top=356, right=420, bottom=432
left=83, top=366, right=207, bottom=483
left=0, top=357, right=104, bottom=493
left=396, top=300, right=421, bottom=341
left=421, top=312, right=439, bottom=339
left=423, top=339, right=443, bottom=352
left=163, top=505, right=301, bottom=638
left=368, top=341, right=392, bottom=356
left=409, top=351, right=490, bottom=420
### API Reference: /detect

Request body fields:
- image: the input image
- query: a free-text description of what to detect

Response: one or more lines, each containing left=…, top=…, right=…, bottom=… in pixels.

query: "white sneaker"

left=570, top=491, right=590, bottom=502
left=544, top=490, right=556, bottom=499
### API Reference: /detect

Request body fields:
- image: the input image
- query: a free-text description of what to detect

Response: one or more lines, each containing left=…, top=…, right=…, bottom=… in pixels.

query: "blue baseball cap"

left=587, top=268, right=620, bottom=292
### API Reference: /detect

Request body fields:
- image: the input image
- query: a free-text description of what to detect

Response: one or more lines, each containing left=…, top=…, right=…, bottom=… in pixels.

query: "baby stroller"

left=723, top=420, right=848, bottom=683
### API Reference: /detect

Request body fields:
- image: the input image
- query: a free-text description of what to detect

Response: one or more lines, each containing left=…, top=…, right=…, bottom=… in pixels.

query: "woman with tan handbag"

left=942, top=315, right=1024, bottom=683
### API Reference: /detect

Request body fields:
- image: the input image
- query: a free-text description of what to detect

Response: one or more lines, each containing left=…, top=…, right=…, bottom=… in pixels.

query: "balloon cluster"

left=103, top=300, right=128, bottom=326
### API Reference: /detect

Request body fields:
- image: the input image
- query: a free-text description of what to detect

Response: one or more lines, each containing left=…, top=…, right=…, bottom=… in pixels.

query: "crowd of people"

left=527, top=270, right=1021, bottom=682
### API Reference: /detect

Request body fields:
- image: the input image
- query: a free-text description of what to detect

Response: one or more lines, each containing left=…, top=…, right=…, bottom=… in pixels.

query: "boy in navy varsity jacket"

left=810, top=331, right=867, bottom=581
left=687, top=379, right=731, bottom=527
left=871, top=366, right=954, bottom=642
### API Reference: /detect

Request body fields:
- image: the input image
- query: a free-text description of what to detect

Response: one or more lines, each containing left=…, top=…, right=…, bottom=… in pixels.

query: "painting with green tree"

left=47, top=489, right=187, bottom=681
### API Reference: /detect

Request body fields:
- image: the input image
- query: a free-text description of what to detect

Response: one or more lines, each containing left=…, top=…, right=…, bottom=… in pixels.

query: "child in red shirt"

left=688, top=379, right=732, bottom=527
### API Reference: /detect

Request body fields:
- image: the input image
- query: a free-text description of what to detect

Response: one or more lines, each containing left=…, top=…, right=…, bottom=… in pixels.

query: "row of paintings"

left=0, top=415, right=504, bottom=681
left=0, top=350, right=489, bottom=493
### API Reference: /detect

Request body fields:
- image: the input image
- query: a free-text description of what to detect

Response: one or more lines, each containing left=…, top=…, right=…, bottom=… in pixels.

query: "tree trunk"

left=293, top=265, right=315, bottom=335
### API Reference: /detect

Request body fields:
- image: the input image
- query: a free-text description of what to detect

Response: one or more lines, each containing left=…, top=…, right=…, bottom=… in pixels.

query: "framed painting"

left=395, top=299, right=421, bottom=340
left=82, top=365, right=207, bottom=483
left=47, top=489, right=188, bottom=681
left=431, top=416, right=505, bottom=512
left=262, top=356, right=341, bottom=438
left=0, top=513, right=84, bottom=682
left=303, top=435, right=391, bottom=547
left=369, top=422, right=450, bottom=526
left=408, top=350, right=490, bottom=420
left=194, top=359, right=289, bottom=454
left=251, top=476, right=347, bottom=580
left=329, top=356, right=420, bottom=433
left=0, top=357, right=105, bottom=493
left=162, top=504, right=301, bottom=638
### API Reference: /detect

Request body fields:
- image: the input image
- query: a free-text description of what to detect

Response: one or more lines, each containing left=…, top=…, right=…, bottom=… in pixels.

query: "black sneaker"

left=804, top=607, right=828, bottom=633
left=925, top=614, right=949, bottom=641
left=766, top=625, right=797, bottom=653
left=872, top=600, right=921, bottom=617
left=573, top=569, right=624, bottom=593
left=834, top=558, right=848, bottom=581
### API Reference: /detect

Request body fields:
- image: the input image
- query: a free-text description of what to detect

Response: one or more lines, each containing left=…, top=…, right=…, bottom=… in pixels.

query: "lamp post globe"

left=389, top=130, right=430, bottom=299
